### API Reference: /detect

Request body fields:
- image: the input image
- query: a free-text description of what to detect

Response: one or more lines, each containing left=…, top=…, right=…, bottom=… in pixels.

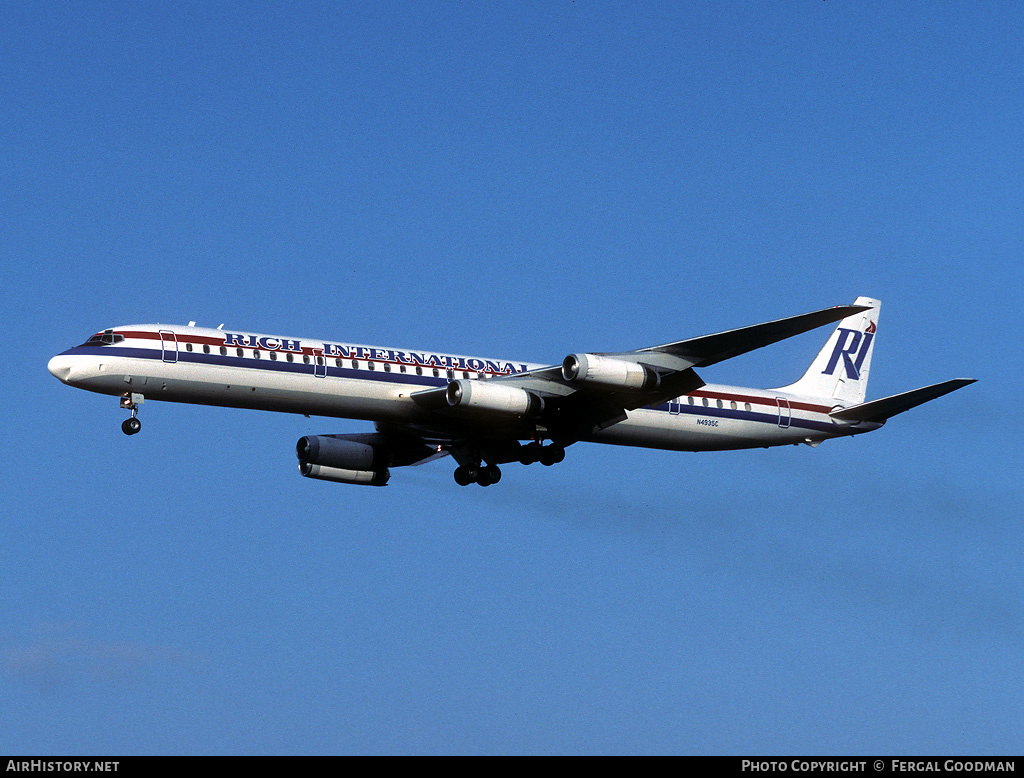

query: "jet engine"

left=561, top=353, right=660, bottom=391
left=296, top=435, right=390, bottom=486
left=298, top=462, right=390, bottom=486
left=446, top=379, right=544, bottom=417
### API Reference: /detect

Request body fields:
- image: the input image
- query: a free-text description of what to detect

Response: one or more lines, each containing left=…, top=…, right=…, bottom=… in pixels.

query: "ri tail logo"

left=822, top=321, right=876, bottom=380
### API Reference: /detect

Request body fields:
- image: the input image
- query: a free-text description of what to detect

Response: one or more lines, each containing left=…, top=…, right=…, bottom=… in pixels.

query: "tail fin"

left=775, top=296, right=880, bottom=406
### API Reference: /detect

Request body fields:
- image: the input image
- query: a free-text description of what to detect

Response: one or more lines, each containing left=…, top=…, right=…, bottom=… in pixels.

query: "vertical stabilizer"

left=775, top=297, right=880, bottom=406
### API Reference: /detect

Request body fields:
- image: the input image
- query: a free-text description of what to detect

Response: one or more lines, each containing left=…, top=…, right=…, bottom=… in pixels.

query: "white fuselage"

left=48, top=324, right=878, bottom=451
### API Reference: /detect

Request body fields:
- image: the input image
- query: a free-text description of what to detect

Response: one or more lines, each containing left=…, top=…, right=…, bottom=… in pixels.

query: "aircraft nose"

left=48, top=354, right=74, bottom=382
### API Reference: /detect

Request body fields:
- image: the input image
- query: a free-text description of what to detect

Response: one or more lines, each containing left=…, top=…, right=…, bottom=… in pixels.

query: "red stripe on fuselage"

left=113, top=330, right=833, bottom=412
left=689, top=388, right=831, bottom=414
left=113, top=330, right=511, bottom=376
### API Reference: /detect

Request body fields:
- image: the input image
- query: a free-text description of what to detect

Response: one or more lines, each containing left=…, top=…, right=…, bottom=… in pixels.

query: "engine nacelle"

left=446, top=379, right=544, bottom=417
left=299, top=461, right=390, bottom=486
left=296, top=435, right=391, bottom=486
left=561, top=353, right=660, bottom=391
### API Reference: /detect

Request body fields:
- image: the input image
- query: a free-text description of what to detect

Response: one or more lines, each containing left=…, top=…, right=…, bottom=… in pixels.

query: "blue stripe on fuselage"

left=649, top=399, right=836, bottom=433
left=66, top=345, right=836, bottom=432
left=66, top=344, right=452, bottom=387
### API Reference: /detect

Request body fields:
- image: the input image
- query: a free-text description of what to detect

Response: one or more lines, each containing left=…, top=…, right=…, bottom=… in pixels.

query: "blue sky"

left=2, top=1, right=1022, bottom=754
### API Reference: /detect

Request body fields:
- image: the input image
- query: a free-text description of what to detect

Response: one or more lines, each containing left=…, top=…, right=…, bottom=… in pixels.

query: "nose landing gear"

left=120, top=392, right=144, bottom=435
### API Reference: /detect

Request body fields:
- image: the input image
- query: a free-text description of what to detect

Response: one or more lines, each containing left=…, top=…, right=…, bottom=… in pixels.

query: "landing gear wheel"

left=479, top=464, right=501, bottom=486
left=519, top=442, right=542, bottom=465
left=122, top=417, right=141, bottom=436
left=539, top=444, right=564, bottom=466
left=454, top=466, right=473, bottom=486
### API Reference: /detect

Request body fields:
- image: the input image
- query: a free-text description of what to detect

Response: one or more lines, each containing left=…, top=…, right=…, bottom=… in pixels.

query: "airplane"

left=47, top=297, right=975, bottom=487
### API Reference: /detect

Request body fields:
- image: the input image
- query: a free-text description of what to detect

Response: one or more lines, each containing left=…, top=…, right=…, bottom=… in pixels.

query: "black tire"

left=454, top=466, right=473, bottom=486
left=519, top=442, right=542, bottom=465
left=540, top=444, right=563, bottom=466
left=476, top=468, right=493, bottom=487
left=485, top=464, right=501, bottom=484
left=122, top=418, right=141, bottom=435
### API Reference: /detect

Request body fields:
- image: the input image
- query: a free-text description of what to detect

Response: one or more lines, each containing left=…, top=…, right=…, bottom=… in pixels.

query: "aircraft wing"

left=413, top=303, right=868, bottom=434
left=629, top=303, right=873, bottom=369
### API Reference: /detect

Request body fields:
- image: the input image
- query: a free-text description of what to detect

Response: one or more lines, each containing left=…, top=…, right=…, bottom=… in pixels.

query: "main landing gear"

left=518, top=441, right=565, bottom=466
left=453, top=463, right=502, bottom=487
left=120, top=392, right=144, bottom=435
left=451, top=440, right=567, bottom=486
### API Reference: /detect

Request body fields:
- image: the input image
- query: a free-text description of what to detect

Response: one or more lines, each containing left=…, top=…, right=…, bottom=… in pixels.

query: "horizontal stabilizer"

left=829, top=379, right=977, bottom=423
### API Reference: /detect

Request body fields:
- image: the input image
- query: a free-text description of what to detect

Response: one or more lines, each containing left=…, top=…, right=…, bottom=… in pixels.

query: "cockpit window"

left=80, top=329, right=125, bottom=347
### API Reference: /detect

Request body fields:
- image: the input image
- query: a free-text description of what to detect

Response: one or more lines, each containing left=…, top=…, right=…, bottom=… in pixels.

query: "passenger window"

left=269, top=351, right=277, bottom=360
left=688, top=397, right=694, bottom=405
left=253, top=350, right=260, bottom=359
left=186, top=343, right=193, bottom=352
left=400, top=365, right=406, bottom=373
left=744, top=402, right=752, bottom=412
left=730, top=401, right=737, bottom=410
left=415, top=366, right=422, bottom=375
left=463, top=371, right=469, bottom=379
left=702, top=397, right=708, bottom=407
left=383, top=363, right=391, bottom=372
left=716, top=399, right=723, bottom=409
left=351, top=360, right=359, bottom=370
left=237, top=348, right=244, bottom=357
left=335, top=358, right=342, bottom=367
left=303, top=355, right=310, bottom=364
left=286, top=353, right=294, bottom=362
left=432, top=368, right=439, bottom=378
left=368, top=362, right=375, bottom=370
left=203, top=344, right=210, bottom=354
left=220, top=346, right=227, bottom=356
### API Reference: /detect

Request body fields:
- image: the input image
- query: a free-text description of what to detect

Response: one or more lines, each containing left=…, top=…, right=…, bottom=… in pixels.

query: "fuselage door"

left=313, top=348, right=327, bottom=378
left=668, top=397, right=681, bottom=415
left=776, top=397, right=791, bottom=428
left=159, top=330, right=178, bottom=363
